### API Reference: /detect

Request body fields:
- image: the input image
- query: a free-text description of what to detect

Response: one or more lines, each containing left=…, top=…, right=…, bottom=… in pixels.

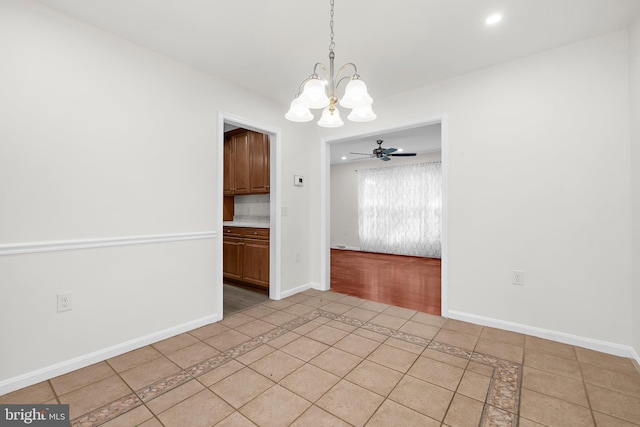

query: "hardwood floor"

left=330, top=249, right=442, bottom=315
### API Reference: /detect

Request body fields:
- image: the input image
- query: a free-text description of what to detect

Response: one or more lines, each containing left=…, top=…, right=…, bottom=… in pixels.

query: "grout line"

left=46, top=380, right=58, bottom=404
left=578, top=353, right=599, bottom=427
left=68, top=294, right=523, bottom=427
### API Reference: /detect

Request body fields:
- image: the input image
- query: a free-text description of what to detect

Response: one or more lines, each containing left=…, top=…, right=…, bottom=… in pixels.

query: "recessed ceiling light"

left=341, top=156, right=347, bottom=160
left=486, top=13, right=503, bottom=26
left=397, top=148, right=404, bottom=152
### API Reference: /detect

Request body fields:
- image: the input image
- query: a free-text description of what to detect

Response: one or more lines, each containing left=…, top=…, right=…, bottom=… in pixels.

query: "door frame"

left=216, top=112, right=282, bottom=317
left=319, top=114, right=449, bottom=317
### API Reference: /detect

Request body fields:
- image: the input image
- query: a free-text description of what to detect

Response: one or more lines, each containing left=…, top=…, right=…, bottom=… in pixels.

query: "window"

left=358, top=162, right=441, bottom=257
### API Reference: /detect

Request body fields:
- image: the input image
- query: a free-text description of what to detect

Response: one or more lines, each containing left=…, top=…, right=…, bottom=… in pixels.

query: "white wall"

left=315, top=30, right=634, bottom=351
left=330, top=152, right=442, bottom=249
left=630, top=17, right=640, bottom=359
left=0, top=0, right=316, bottom=391
left=2, top=1, right=638, bottom=394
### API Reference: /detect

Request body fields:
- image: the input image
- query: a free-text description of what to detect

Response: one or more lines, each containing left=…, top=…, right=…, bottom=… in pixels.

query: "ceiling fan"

left=350, top=140, right=417, bottom=161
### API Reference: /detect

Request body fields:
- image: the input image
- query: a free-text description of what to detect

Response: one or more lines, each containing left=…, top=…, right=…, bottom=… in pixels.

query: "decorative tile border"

left=136, top=371, right=192, bottom=403
left=469, top=352, right=522, bottom=422
left=326, top=309, right=522, bottom=427
left=71, top=394, right=141, bottom=427
left=185, top=353, right=234, bottom=380
left=482, top=405, right=517, bottom=427
left=428, top=341, right=473, bottom=359
left=71, top=307, right=522, bottom=427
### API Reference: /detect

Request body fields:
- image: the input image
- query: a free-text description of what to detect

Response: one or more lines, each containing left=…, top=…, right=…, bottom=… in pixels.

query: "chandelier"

left=285, top=0, right=376, bottom=128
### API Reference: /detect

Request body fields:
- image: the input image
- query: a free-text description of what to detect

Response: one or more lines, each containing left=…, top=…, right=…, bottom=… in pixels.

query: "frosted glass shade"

left=348, top=103, right=377, bottom=122
left=339, top=78, right=372, bottom=108
left=317, top=106, right=344, bottom=128
left=285, top=98, right=313, bottom=122
left=298, top=78, right=330, bottom=109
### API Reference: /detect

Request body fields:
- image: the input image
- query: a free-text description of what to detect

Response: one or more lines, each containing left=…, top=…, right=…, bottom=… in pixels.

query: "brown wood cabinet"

left=223, top=227, right=269, bottom=289
left=224, top=129, right=270, bottom=195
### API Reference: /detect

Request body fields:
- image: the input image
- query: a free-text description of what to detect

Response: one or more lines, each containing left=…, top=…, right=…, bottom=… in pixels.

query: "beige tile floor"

left=2, top=289, right=640, bottom=426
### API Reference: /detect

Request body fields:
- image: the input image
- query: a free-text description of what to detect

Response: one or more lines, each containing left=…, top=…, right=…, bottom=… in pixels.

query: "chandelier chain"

left=285, top=0, right=376, bottom=126
left=329, top=0, right=335, bottom=53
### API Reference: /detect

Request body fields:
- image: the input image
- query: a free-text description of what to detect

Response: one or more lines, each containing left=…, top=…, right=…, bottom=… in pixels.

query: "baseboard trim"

left=630, top=348, right=640, bottom=373
left=280, top=282, right=315, bottom=299
left=0, top=314, right=220, bottom=396
left=310, top=281, right=329, bottom=292
left=448, top=310, right=639, bottom=360
left=0, top=231, right=217, bottom=256
left=331, top=245, right=361, bottom=251
left=278, top=282, right=330, bottom=299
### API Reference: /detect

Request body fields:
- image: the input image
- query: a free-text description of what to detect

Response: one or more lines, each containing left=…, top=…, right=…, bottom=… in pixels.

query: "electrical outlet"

left=512, top=270, right=524, bottom=286
left=295, top=251, right=300, bottom=262
left=57, top=293, right=72, bottom=312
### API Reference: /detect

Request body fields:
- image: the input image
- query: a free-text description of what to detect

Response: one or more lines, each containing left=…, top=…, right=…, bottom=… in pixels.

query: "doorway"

left=319, top=116, right=449, bottom=317
left=217, top=112, right=282, bottom=318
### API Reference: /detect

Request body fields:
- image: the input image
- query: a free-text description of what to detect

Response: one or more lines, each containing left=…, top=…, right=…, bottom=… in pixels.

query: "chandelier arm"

left=293, top=63, right=330, bottom=97
left=313, top=63, right=330, bottom=80
left=335, top=62, right=359, bottom=81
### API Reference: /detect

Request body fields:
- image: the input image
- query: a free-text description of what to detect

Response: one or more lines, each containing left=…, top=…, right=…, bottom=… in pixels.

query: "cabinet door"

left=222, top=237, right=243, bottom=281
left=242, top=239, right=269, bottom=288
left=232, top=132, right=250, bottom=194
left=223, top=136, right=234, bottom=195
left=249, top=132, right=270, bottom=194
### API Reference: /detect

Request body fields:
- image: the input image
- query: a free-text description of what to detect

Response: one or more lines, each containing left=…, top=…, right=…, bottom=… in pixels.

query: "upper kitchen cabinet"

left=224, top=129, right=270, bottom=195
left=224, top=130, right=249, bottom=195
left=249, top=132, right=270, bottom=193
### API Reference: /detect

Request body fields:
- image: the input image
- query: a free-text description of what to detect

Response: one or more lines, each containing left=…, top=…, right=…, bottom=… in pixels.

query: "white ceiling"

left=34, top=0, right=640, bottom=106
left=32, top=0, right=640, bottom=161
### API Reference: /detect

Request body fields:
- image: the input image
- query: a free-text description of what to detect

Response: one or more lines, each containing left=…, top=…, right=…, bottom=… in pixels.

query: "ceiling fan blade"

left=351, top=156, right=379, bottom=162
left=382, top=148, right=397, bottom=154
left=350, top=152, right=374, bottom=156
left=389, top=153, right=417, bottom=156
left=381, top=156, right=391, bottom=161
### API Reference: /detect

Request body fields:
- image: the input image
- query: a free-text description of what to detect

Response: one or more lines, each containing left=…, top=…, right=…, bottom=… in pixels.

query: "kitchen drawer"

left=223, top=227, right=242, bottom=237
left=242, top=228, right=269, bottom=240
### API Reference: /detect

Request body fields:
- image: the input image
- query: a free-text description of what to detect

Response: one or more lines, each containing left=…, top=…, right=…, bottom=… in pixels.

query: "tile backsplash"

left=233, top=194, right=270, bottom=222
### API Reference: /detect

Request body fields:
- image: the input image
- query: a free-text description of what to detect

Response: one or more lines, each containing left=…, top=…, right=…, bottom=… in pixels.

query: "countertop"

left=223, top=221, right=270, bottom=229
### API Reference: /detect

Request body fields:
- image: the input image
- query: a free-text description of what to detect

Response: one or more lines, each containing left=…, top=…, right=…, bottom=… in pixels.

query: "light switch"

left=294, top=175, right=304, bottom=186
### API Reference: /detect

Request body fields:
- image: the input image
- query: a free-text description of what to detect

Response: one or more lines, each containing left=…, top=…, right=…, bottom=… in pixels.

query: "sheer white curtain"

left=357, top=162, right=441, bottom=258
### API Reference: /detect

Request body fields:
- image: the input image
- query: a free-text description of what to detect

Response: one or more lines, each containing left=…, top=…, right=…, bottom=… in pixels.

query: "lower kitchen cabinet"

left=223, top=227, right=269, bottom=289
left=222, top=236, right=243, bottom=281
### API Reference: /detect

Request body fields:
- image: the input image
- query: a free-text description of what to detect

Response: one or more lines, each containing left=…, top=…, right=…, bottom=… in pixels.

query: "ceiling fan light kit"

left=285, top=0, right=376, bottom=128
left=351, top=140, right=417, bottom=162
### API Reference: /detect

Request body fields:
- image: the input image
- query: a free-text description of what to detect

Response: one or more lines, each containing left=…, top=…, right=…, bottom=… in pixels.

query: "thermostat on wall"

left=294, top=175, right=304, bottom=186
